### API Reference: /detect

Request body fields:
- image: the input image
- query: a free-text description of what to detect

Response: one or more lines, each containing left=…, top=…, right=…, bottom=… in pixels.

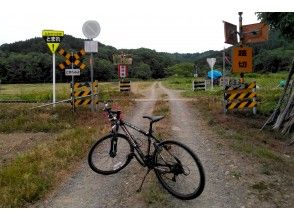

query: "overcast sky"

left=0, top=0, right=291, bottom=53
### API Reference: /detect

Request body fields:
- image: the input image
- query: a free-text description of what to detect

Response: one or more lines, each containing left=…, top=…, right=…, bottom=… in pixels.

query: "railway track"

left=0, top=100, right=44, bottom=103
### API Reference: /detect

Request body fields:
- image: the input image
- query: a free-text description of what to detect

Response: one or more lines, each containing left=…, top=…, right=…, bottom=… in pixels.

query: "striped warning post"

left=120, top=79, right=131, bottom=92
left=226, top=100, right=257, bottom=110
left=224, top=81, right=257, bottom=114
left=71, top=81, right=99, bottom=107
left=225, top=91, right=257, bottom=101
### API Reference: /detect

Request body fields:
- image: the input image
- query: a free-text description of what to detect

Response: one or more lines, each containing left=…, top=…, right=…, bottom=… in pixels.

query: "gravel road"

left=35, top=81, right=275, bottom=207
left=159, top=82, right=248, bottom=207
left=35, top=82, right=159, bottom=207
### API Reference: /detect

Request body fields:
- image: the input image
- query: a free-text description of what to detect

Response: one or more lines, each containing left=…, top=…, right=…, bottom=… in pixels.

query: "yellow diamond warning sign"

left=42, top=30, right=64, bottom=54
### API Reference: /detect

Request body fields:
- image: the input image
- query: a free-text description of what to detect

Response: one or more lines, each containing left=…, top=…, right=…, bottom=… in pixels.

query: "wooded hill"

left=0, top=29, right=293, bottom=83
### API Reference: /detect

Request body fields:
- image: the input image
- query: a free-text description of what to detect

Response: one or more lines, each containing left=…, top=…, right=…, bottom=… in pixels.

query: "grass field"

left=0, top=82, right=124, bottom=102
left=0, top=82, right=136, bottom=207
left=162, top=71, right=288, bottom=115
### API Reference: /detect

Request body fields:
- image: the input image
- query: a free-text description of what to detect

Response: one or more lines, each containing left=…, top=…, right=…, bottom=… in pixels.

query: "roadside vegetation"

left=0, top=82, right=136, bottom=207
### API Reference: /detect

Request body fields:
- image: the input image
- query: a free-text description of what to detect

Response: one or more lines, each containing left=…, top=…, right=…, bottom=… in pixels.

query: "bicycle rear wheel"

left=154, top=140, right=205, bottom=200
left=88, top=133, right=134, bottom=175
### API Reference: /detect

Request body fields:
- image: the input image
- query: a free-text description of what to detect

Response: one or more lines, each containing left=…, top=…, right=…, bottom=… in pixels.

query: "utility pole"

left=239, top=12, right=244, bottom=84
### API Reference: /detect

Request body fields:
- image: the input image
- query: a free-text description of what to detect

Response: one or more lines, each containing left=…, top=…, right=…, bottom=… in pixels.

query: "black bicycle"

left=88, top=102, right=205, bottom=200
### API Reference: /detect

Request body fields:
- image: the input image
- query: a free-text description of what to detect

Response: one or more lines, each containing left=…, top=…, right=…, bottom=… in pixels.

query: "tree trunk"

left=261, top=59, right=294, bottom=143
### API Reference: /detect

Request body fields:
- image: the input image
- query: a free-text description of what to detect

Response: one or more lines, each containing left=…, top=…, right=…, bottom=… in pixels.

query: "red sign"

left=118, top=64, right=128, bottom=78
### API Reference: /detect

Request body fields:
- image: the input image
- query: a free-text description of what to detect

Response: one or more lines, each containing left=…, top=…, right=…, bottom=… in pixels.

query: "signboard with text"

left=42, top=30, right=64, bottom=54
left=232, top=47, right=253, bottom=73
left=65, top=69, right=80, bottom=76
left=118, top=64, right=128, bottom=78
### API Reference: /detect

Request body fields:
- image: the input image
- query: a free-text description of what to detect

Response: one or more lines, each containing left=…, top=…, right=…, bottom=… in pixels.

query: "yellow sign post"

left=42, top=29, right=64, bottom=107
left=232, top=47, right=253, bottom=73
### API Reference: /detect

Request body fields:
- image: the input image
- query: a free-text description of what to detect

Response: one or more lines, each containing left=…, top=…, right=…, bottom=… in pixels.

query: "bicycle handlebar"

left=103, top=101, right=121, bottom=121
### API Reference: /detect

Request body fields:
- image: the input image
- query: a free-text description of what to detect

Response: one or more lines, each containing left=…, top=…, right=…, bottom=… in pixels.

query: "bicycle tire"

left=88, top=133, right=134, bottom=175
left=154, top=140, right=205, bottom=200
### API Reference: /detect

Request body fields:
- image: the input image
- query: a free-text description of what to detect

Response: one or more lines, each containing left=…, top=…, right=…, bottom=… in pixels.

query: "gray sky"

left=0, top=0, right=291, bottom=53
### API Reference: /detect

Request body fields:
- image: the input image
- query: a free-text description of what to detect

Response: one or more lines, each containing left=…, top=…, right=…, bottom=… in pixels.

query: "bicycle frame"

left=116, top=119, right=161, bottom=167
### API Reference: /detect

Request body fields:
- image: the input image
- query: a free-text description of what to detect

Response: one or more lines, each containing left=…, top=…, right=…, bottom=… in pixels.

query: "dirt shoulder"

left=0, top=132, right=52, bottom=166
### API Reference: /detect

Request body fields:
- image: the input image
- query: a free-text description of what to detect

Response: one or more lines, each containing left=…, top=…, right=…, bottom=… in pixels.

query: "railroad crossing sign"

left=42, top=30, right=64, bottom=54
left=118, top=64, right=128, bottom=78
left=58, top=48, right=86, bottom=70
left=232, top=47, right=253, bottom=73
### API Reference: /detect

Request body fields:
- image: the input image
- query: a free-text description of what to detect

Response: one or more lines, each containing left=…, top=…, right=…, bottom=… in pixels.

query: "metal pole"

left=71, top=52, right=75, bottom=112
left=211, top=66, right=214, bottom=90
left=90, top=48, right=94, bottom=112
left=223, top=47, right=225, bottom=76
left=238, top=12, right=243, bottom=45
left=53, top=53, right=56, bottom=108
left=238, top=12, right=244, bottom=84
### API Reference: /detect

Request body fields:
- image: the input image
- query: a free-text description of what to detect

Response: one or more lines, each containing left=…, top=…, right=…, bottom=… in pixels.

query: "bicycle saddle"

left=143, top=115, right=164, bottom=123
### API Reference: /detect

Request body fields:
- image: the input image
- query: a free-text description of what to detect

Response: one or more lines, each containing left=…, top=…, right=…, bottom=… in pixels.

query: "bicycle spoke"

left=154, top=141, right=205, bottom=200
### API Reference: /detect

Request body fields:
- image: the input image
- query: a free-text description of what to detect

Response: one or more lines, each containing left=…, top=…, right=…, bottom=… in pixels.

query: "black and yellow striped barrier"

left=120, top=79, right=131, bottom=92
left=224, top=81, right=257, bottom=114
left=71, top=81, right=98, bottom=107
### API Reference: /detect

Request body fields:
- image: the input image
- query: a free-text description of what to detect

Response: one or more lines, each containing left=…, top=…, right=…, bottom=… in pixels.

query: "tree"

left=256, top=13, right=294, bottom=39
left=258, top=13, right=294, bottom=143
left=166, top=63, right=194, bottom=77
left=133, top=62, right=152, bottom=80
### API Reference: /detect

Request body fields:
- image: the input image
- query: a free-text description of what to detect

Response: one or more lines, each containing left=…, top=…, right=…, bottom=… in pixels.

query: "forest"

left=0, top=13, right=293, bottom=83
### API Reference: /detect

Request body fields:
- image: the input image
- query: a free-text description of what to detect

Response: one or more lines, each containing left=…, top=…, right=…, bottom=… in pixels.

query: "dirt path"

left=158, top=82, right=249, bottom=207
left=158, top=82, right=291, bottom=207
left=34, top=81, right=290, bottom=207
left=35, top=82, right=159, bottom=207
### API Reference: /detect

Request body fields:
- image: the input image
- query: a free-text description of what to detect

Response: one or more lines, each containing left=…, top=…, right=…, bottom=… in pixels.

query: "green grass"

left=143, top=181, right=173, bottom=207
left=0, top=104, right=74, bottom=133
left=163, top=72, right=288, bottom=115
left=141, top=93, right=173, bottom=207
left=0, top=83, right=69, bottom=101
left=0, top=82, right=135, bottom=207
left=0, top=127, right=100, bottom=207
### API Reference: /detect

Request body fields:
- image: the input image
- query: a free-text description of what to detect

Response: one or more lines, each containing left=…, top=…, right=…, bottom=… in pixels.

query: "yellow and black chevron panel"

left=74, top=49, right=86, bottom=60
left=58, top=48, right=86, bottom=70
left=226, top=101, right=257, bottom=110
left=120, top=80, right=131, bottom=92
left=74, top=88, right=90, bottom=97
left=244, top=82, right=256, bottom=90
left=58, top=48, right=71, bottom=59
left=225, top=91, right=257, bottom=101
left=73, top=59, right=86, bottom=70
left=225, top=81, right=256, bottom=92
left=73, top=82, right=90, bottom=89
left=74, top=98, right=91, bottom=106
left=71, top=81, right=99, bottom=107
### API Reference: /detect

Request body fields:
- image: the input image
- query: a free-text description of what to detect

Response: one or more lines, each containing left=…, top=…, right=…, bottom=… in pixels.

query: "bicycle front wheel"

left=154, top=140, right=205, bottom=200
left=88, top=133, right=134, bottom=175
